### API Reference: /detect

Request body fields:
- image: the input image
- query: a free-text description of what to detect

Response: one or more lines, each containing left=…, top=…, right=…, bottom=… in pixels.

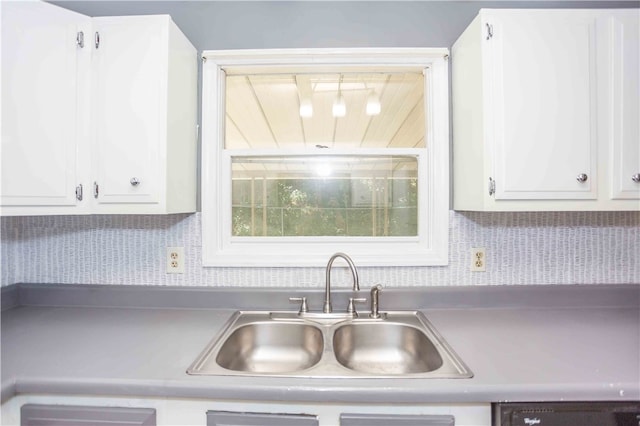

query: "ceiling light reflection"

left=315, top=162, right=332, bottom=177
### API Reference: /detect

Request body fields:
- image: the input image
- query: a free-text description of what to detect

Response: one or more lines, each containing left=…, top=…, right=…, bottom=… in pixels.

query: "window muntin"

left=201, top=49, right=449, bottom=267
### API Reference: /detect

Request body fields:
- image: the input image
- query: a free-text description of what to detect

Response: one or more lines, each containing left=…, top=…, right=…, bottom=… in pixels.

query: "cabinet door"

left=21, top=404, right=155, bottom=426
left=92, top=16, right=166, bottom=205
left=487, top=11, right=598, bottom=200
left=340, top=413, right=454, bottom=425
left=608, top=12, right=640, bottom=200
left=207, top=411, right=319, bottom=426
left=1, top=1, right=90, bottom=209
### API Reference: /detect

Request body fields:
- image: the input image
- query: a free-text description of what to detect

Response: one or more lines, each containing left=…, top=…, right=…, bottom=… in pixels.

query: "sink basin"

left=333, top=323, right=443, bottom=374
left=188, top=313, right=324, bottom=375
left=187, top=310, right=472, bottom=379
left=216, top=322, right=323, bottom=373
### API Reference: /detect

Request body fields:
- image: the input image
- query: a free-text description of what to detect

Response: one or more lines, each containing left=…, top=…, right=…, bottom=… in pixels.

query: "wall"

left=2, top=1, right=639, bottom=288
left=47, top=1, right=639, bottom=51
left=2, top=212, right=638, bottom=287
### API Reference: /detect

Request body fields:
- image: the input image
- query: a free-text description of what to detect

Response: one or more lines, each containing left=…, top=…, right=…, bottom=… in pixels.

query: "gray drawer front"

left=340, top=413, right=455, bottom=426
left=207, top=410, right=319, bottom=426
left=21, top=404, right=156, bottom=426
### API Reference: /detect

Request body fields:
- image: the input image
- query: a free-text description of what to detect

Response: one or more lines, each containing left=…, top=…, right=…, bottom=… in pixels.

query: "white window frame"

left=201, top=48, right=449, bottom=267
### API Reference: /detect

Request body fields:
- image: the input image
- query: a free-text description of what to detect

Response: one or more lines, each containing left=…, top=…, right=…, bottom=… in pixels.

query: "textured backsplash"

left=1, top=211, right=638, bottom=287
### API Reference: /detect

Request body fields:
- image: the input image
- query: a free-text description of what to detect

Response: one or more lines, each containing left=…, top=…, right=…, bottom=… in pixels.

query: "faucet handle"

left=346, top=297, right=367, bottom=316
left=289, top=297, right=309, bottom=314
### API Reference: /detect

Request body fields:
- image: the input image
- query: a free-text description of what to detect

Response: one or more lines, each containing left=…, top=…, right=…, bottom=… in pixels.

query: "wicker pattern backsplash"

left=1, top=211, right=638, bottom=287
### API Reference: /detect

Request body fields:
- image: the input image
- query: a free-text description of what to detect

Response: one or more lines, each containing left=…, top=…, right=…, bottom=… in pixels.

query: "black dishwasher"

left=493, top=401, right=640, bottom=426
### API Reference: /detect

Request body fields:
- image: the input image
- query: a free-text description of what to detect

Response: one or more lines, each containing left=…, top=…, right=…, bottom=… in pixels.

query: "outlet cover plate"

left=166, top=247, right=185, bottom=274
left=470, top=247, right=486, bottom=272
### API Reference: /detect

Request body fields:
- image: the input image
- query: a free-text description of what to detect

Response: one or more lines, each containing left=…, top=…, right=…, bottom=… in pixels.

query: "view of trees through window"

left=232, top=175, right=418, bottom=237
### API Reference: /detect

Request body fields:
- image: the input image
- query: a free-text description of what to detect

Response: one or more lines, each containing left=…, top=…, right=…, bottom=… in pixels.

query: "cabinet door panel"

left=93, top=17, right=164, bottom=205
left=1, top=2, right=86, bottom=207
left=491, top=13, right=597, bottom=200
left=340, top=413, right=454, bottom=425
left=207, top=410, right=319, bottom=426
left=609, top=12, right=640, bottom=200
left=21, top=404, right=155, bottom=426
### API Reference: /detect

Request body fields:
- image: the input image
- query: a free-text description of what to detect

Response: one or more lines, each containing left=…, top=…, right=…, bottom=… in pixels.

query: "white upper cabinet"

left=0, top=3, right=197, bottom=216
left=0, top=1, right=91, bottom=213
left=608, top=13, right=640, bottom=200
left=92, top=16, right=197, bottom=213
left=93, top=17, right=164, bottom=207
left=491, top=12, right=597, bottom=201
left=453, top=9, right=640, bottom=211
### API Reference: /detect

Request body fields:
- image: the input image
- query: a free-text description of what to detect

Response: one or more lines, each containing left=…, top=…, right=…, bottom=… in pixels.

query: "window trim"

left=201, top=48, right=449, bottom=267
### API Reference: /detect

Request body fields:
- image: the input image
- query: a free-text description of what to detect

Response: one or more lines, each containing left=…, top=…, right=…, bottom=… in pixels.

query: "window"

left=201, top=49, right=449, bottom=266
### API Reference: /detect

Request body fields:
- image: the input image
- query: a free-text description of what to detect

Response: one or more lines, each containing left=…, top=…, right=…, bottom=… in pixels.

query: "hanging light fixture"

left=366, top=90, right=381, bottom=116
left=299, top=99, right=313, bottom=118
left=332, top=75, right=346, bottom=117
left=332, top=95, right=346, bottom=117
left=296, top=75, right=313, bottom=118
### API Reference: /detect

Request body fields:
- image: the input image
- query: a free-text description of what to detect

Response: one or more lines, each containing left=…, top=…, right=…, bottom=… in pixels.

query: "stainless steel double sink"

left=187, top=310, right=473, bottom=378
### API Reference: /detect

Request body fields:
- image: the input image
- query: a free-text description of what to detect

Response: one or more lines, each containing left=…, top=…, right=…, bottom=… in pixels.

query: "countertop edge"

left=1, top=379, right=16, bottom=404
left=4, top=377, right=639, bottom=406
left=3, top=283, right=639, bottom=312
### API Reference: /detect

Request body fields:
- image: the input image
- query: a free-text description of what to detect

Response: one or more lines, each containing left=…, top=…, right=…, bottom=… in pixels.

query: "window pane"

left=225, top=72, right=425, bottom=149
left=231, top=156, right=418, bottom=237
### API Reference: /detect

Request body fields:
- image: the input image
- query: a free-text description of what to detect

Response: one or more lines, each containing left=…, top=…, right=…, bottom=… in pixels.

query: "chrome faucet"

left=324, top=252, right=360, bottom=313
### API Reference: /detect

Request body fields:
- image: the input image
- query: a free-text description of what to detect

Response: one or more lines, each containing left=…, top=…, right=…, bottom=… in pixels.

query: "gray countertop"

left=2, top=284, right=639, bottom=404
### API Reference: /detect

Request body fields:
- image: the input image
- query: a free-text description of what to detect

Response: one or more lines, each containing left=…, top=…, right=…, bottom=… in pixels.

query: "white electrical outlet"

left=470, top=247, right=486, bottom=272
left=166, top=247, right=185, bottom=274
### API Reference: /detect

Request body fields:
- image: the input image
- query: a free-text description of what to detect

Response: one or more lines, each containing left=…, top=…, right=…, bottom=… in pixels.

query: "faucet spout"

left=324, top=252, right=360, bottom=313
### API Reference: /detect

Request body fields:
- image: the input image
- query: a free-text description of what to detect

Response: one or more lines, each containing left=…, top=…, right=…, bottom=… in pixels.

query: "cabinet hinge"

left=76, top=31, right=84, bottom=48
left=488, top=177, right=496, bottom=196
left=94, top=31, right=100, bottom=49
left=486, top=23, right=494, bottom=40
left=75, top=184, right=83, bottom=201
left=93, top=181, right=99, bottom=199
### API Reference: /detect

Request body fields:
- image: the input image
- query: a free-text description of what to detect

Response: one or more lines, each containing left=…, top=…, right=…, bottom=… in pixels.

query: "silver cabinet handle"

left=632, top=173, right=640, bottom=183
left=576, top=173, right=588, bottom=183
left=488, top=177, right=495, bottom=196
left=486, top=23, right=493, bottom=40
left=130, top=177, right=140, bottom=186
